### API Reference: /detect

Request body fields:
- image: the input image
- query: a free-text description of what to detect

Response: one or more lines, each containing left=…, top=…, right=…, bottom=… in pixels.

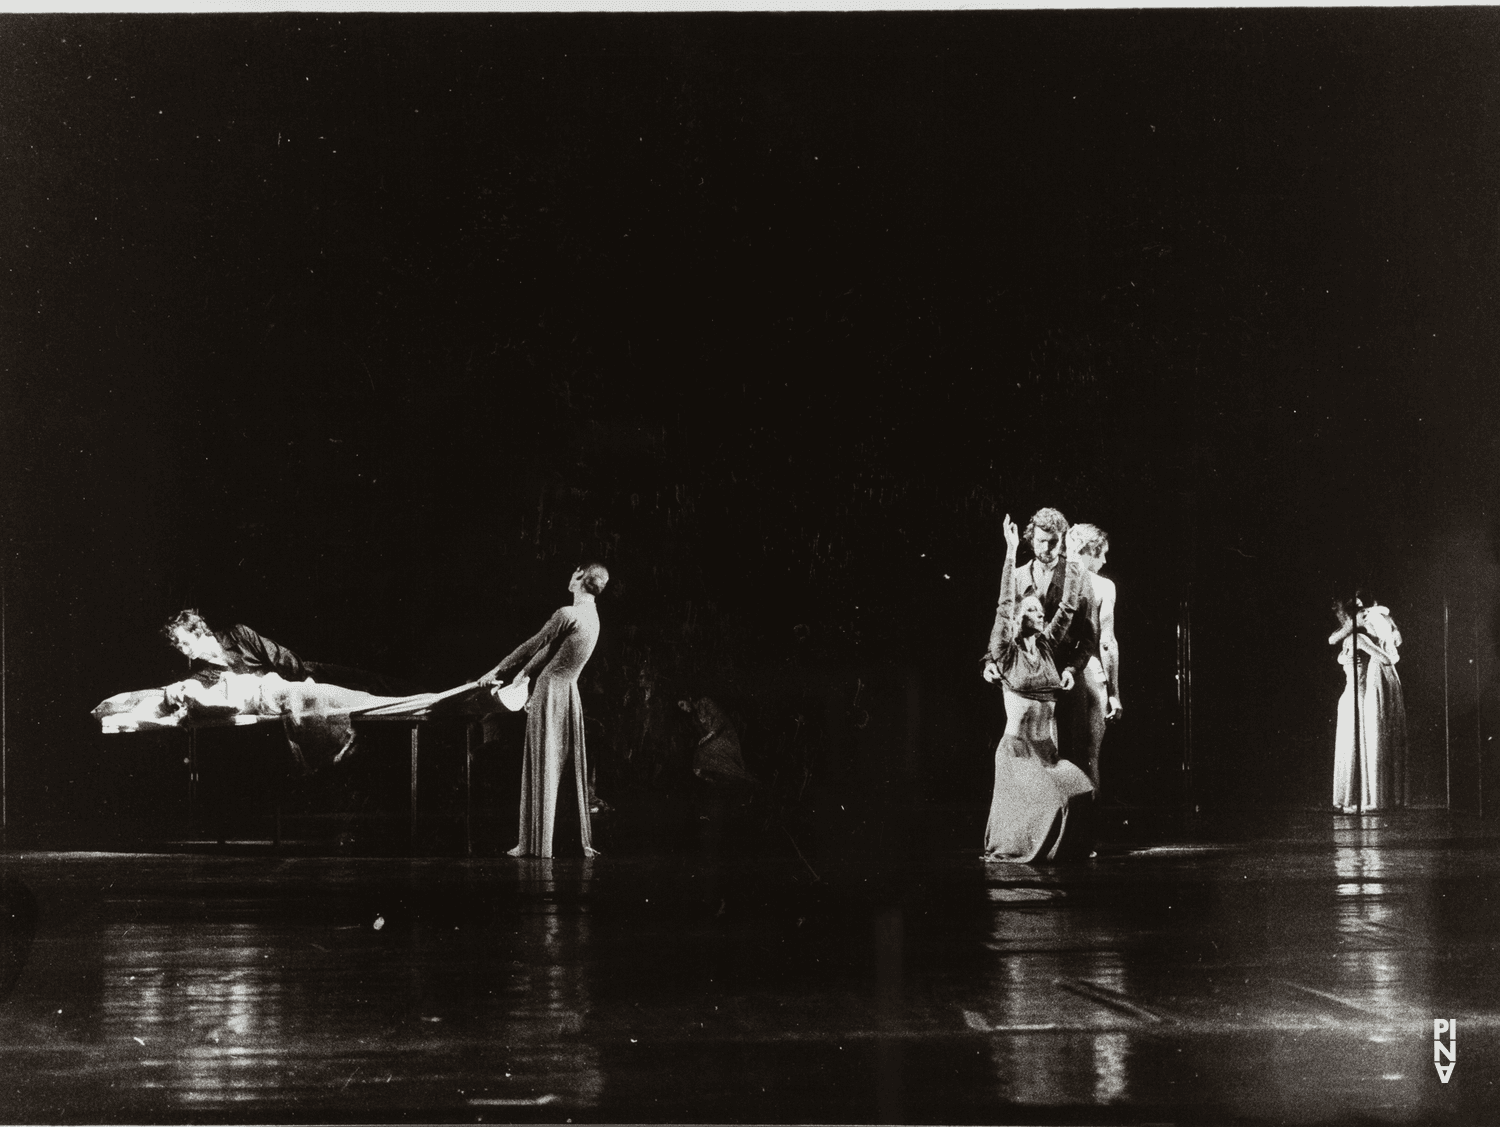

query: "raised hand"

left=1002, top=514, right=1020, bottom=553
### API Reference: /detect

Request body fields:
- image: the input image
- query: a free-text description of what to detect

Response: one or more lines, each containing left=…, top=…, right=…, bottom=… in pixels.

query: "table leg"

left=410, top=723, right=419, bottom=850
left=466, top=724, right=474, bottom=856
left=187, top=728, right=198, bottom=832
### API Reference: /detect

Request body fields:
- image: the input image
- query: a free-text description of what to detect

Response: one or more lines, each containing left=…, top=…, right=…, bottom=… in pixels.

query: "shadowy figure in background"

left=479, top=563, right=609, bottom=858
left=1330, top=594, right=1408, bottom=812
left=981, top=513, right=1094, bottom=862
left=679, top=696, right=758, bottom=791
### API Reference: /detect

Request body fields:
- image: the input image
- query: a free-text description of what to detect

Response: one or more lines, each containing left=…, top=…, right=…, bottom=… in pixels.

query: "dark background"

left=3, top=11, right=1499, bottom=842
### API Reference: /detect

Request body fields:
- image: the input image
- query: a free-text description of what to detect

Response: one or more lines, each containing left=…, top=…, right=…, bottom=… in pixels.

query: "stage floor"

left=0, top=809, right=1494, bottom=1123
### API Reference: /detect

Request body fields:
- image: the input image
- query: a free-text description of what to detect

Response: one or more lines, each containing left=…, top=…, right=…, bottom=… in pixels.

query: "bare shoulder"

left=1092, top=574, right=1117, bottom=603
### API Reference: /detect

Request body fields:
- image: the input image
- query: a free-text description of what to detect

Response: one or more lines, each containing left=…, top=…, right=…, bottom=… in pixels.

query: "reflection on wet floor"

left=0, top=876, right=37, bottom=1004
left=0, top=810, right=1495, bottom=1122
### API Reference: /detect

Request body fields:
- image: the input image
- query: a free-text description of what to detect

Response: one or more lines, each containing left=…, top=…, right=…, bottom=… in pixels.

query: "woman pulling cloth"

left=479, top=563, right=609, bottom=858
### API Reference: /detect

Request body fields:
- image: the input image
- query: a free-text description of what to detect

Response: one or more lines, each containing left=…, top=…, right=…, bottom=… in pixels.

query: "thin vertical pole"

left=188, top=728, right=199, bottom=830
left=1444, top=597, right=1451, bottom=811
left=1178, top=592, right=1194, bottom=814
left=465, top=724, right=474, bottom=857
left=410, top=723, right=419, bottom=850
left=1185, top=598, right=1193, bottom=802
left=1352, top=612, right=1363, bottom=816
left=1177, top=599, right=1184, bottom=807
left=1476, top=615, right=1484, bottom=821
left=271, top=727, right=282, bottom=850
left=1, top=573, right=7, bottom=846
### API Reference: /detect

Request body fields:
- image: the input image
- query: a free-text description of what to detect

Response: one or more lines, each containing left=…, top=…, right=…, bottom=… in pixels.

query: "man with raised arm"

left=983, top=508, right=1119, bottom=793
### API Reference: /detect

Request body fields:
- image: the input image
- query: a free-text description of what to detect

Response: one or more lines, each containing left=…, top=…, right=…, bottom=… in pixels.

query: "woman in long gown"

left=980, top=516, right=1094, bottom=862
left=1330, top=597, right=1408, bottom=812
left=479, top=564, right=609, bottom=858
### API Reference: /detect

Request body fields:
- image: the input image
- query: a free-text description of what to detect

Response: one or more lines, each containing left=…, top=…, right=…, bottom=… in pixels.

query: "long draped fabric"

left=984, top=715, right=1095, bottom=862
left=515, top=674, right=593, bottom=857
left=1332, top=619, right=1408, bottom=810
left=496, top=604, right=601, bottom=857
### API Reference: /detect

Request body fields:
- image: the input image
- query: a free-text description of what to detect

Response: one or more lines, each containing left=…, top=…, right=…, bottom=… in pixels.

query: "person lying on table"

left=162, top=609, right=419, bottom=696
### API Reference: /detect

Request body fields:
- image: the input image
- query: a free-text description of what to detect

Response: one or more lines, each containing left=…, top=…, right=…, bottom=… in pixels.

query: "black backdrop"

left=4, top=11, right=1499, bottom=838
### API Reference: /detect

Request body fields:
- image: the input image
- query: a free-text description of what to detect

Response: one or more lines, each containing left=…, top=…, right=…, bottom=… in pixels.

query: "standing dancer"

left=980, top=515, right=1093, bottom=862
left=1060, top=523, right=1122, bottom=793
left=479, top=564, right=609, bottom=857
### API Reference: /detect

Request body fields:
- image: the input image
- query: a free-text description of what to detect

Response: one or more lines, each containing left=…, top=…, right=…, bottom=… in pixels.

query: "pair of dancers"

left=153, top=564, right=610, bottom=859
left=980, top=509, right=1119, bottom=863
left=1328, top=595, right=1407, bottom=813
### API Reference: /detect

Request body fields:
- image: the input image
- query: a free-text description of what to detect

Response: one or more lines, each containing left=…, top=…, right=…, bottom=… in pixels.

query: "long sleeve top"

left=495, top=605, right=600, bottom=685
left=191, top=625, right=308, bottom=686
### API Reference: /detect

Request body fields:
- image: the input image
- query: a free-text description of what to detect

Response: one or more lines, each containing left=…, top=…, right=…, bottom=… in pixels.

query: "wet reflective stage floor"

left=1, top=810, right=1496, bottom=1123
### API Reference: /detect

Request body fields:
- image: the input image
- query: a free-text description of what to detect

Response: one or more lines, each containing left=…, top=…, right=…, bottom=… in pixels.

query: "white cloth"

left=1332, top=607, right=1408, bottom=810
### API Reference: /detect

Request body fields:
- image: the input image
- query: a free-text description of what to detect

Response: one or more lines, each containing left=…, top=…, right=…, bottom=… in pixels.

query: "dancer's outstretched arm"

left=478, top=609, right=565, bottom=685
left=985, top=515, right=1022, bottom=667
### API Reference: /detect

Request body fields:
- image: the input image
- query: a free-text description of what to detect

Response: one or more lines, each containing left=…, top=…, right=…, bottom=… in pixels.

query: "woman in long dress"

left=980, top=516, right=1094, bottom=862
left=479, top=564, right=609, bottom=857
left=1330, top=597, right=1408, bottom=812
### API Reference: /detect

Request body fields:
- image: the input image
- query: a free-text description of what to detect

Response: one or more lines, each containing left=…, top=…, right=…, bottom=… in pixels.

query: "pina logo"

left=1434, top=1019, right=1456, bottom=1083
